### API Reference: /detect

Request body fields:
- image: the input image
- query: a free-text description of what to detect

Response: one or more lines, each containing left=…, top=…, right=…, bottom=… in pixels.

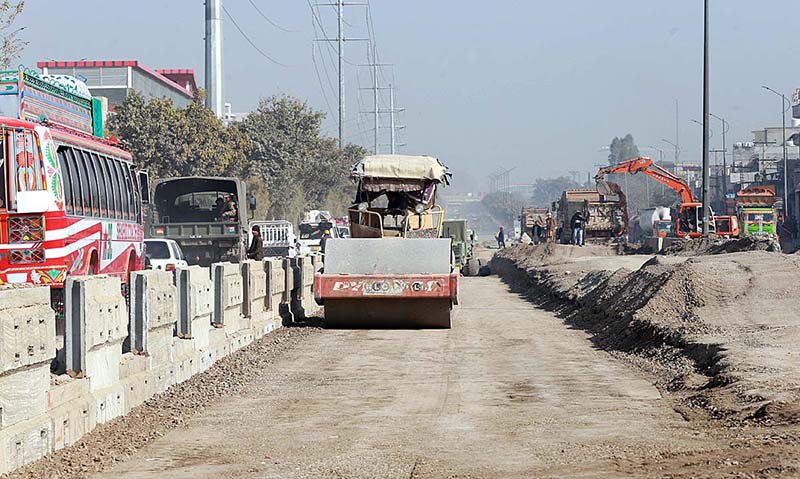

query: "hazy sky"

left=18, top=1, right=800, bottom=192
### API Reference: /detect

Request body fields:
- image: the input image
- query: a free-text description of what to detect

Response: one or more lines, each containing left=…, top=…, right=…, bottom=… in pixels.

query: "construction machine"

left=735, top=185, right=778, bottom=241
left=594, top=157, right=738, bottom=238
left=314, top=155, right=457, bottom=328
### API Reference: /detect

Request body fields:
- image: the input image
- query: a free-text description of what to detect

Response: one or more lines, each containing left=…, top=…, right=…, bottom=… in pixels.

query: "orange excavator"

left=594, top=157, right=738, bottom=238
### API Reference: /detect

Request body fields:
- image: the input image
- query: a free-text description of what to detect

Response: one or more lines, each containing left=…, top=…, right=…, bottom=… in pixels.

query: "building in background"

left=37, top=60, right=196, bottom=110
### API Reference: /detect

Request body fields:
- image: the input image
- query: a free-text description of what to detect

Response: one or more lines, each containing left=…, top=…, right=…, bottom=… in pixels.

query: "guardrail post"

left=176, top=268, right=192, bottom=337
left=64, top=277, right=85, bottom=377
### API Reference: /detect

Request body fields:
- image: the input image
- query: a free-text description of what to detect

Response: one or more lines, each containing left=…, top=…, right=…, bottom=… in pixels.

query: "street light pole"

left=762, top=85, right=791, bottom=224
left=709, top=113, right=729, bottom=200
left=661, top=138, right=680, bottom=174
left=701, top=0, right=711, bottom=235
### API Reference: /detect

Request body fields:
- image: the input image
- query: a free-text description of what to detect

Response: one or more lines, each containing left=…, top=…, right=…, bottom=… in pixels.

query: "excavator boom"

left=595, top=157, right=695, bottom=205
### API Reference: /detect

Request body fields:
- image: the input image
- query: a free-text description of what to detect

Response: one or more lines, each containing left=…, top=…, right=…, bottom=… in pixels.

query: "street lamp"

left=661, top=138, right=681, bottom=174
left=709, top=113, right=729, bottom=199
left=762, top=85, right=790, bottom=223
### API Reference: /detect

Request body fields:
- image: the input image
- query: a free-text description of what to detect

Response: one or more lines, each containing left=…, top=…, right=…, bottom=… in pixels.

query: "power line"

left=222, top=4, right=292, bottom=67
left=311, top=45, right=336, bottom=120
left=246, top=0, right=297, bottom=33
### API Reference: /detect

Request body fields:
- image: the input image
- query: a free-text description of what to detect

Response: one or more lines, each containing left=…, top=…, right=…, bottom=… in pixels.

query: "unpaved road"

left=94, top=276, right=720, bottom=479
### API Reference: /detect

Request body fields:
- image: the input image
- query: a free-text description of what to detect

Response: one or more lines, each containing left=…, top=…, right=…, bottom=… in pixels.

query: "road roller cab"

left=314, top=154, right=458, bottom=328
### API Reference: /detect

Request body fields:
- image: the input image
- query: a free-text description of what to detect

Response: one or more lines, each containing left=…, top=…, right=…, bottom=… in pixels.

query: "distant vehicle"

left=555, top=190, right=626, bottom=244
left=520, top=207, right=549, bottom=242
left=149, top=177, right=255, bottom=266
left=441, top=219, right=478, bottom=275
left=298, top=210, right=338, bottom=254
left=735, top=185, right=778, bottom=241
left=144, top=239, right=188, bottom=271
left=249, top=219, right=296, bottom=258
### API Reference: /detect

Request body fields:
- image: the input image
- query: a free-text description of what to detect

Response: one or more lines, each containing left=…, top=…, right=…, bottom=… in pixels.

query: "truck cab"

left=149, top=177, right=253, bottom=266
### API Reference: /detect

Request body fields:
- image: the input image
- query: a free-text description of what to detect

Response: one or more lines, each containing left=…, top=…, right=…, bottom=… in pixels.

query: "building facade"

left=37, top=60, right=196, bottom=110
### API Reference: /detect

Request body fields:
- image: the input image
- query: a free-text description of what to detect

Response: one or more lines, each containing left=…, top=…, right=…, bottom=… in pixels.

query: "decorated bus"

left=0, top=66, right=147, bottom=308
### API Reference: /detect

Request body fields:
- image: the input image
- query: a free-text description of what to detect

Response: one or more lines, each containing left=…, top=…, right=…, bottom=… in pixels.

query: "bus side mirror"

left=249, top=194, right=257, bottom=211
left=138, top=171, right=150, bottom=204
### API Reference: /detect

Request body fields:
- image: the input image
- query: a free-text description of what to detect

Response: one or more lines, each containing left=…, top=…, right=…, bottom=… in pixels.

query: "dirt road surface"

left=93, top=276, right=717, bottom=479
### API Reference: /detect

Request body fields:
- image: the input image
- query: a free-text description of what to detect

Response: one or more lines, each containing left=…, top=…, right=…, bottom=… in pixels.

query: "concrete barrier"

left=0, top=253, right=299, bottom=475
left=0, top=285, right=57, bottom=474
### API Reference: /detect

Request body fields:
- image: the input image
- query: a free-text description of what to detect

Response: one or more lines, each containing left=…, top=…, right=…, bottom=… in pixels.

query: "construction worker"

left=571, top=210, right=587, bottom=246
left=545, top=212, right=557, bottom=243
left=247, top=225, right=264, bottom=261
left=319, top=229, right=332, bottom=254
left=496, top=226, right=506, bottom=249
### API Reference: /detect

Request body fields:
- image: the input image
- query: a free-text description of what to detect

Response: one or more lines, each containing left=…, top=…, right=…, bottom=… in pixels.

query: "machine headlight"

left=358, top=202, right=369, bottom=212
left=415, top=203, right=425, bottom=214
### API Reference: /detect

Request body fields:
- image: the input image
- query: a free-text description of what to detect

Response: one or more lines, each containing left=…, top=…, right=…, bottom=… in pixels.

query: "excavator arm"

left=594, top=157, right=695, bottom=205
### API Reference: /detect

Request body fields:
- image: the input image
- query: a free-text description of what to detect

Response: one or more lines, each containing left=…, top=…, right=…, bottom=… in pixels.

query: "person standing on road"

left=570, top=210, right=586, bottom=246
left=496, top=226, right=506, bottom=249
left=247, top=225, right=264, bottom=261
left=319, top=229, right=332, bottom=255
left=545, top=212, right=557, bottom=243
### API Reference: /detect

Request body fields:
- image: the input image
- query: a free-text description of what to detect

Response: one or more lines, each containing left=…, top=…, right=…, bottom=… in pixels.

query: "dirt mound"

left=663, top=236, right=780, bottom=256
left=491, top=250, right=800, bottom=426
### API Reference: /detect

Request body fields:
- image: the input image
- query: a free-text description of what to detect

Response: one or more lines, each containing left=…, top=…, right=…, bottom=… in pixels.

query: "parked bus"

left=0, top=67, right=147, bottom=312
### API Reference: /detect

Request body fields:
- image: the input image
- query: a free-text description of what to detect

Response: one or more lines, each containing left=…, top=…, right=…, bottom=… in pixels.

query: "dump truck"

left=735, top=185, right=778, bottom=241
left=556, top=190, right=627, bottom=244
left=314, top=154, right=456, bottom=328
left=520, top=207, right=549, bottom=242
left=441, top=219, right=477, bottom=275
left=149, top=177, right=254, bottom=266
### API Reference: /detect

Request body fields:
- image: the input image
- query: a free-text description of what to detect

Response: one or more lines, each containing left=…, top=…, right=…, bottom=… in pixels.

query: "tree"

left=481, top=191, right=526, bottom=230
left=0, top=1, right=25, bottom=69
left=238, top=96, right=363, bottom=221
left=530, top=176, right=580, bottom=207
left=108, top=91, right=250, bottom=179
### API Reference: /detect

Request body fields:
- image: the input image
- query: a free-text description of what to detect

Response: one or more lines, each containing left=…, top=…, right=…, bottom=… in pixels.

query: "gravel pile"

left=4, top=326, right=319, bottom=479
left=662, top=236, right=781, bottom=256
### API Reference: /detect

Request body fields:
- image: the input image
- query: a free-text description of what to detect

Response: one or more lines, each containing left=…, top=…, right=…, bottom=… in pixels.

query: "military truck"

left=441, top=219, right=478, bottom=275
left=149, top=177, right=254, bottom=266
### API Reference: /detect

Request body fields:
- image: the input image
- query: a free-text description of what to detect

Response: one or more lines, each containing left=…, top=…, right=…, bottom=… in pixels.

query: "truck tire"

left=462, top=258, right=480, bottom=277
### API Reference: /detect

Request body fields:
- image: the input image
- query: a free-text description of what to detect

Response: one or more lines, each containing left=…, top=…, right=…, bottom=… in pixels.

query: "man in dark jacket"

left=247, top=225, right=264, bottom=260
left=496, top=226, right=506, bottom=249
left=570, top=210, right=587, bottom=246
left=319, top=229, right=332, bottom=255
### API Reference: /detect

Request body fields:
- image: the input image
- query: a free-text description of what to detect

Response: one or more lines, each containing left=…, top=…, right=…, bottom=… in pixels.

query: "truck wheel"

left=462, top=258, right=480, bottom=277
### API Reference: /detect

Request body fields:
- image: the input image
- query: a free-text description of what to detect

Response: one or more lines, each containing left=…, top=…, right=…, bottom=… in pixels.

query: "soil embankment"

left=492, top=243, right=800, bottom=425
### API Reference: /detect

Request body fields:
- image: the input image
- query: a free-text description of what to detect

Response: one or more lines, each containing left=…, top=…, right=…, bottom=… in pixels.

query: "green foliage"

left=238, top=96, right=365, bottom=222
left=110, top=92, right=364, bottom=223
left=605, top=134, right=680, bottom=213
left=108, top=91, right=250, bottom=179
left=530, top=176, right=580, bottom=207
left=0, top=1, right=25, bottom=69
left=481, top=191, right=527, bottom=227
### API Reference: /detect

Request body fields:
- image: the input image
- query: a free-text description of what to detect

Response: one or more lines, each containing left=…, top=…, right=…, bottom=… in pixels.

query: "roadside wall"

left=0, top=254, right=322, bottom=475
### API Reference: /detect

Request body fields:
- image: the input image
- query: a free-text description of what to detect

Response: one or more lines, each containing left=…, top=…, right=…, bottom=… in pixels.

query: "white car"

left=144, top=239, right=188, bottom=271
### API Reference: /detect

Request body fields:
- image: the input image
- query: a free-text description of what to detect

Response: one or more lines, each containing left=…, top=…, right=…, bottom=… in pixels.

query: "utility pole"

left=389, top=83, right=396, bottom=154
left=701, top=0, right=710, bottom=235
left=675, top=98, right=680, bottom=173
left=314, top=1, right=368, bottom=147
left=359, top=45, right=392, bottom=154
left=337, top=0, right=344, bottom=148
left=205, top=0, right=223, bottom=118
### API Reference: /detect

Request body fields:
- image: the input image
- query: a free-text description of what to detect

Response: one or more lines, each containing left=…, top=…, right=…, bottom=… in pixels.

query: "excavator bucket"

left=596, top=179, right=615, bottom=197
left=315, top=238, right=457, bottom=329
